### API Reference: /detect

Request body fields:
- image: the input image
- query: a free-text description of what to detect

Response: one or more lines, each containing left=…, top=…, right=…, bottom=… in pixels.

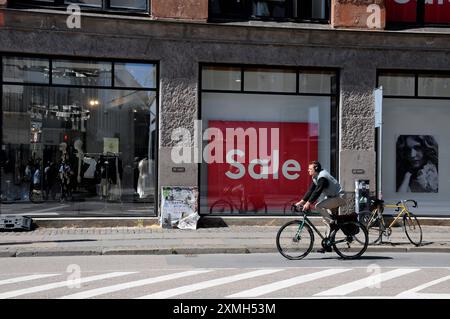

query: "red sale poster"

left=207, top=121, right=318, bottom=214
left=386, top=0, right=417, bottom=23
left=425, top=1, right=450, bottom=24
left=386, top=0, right=450, bottom=24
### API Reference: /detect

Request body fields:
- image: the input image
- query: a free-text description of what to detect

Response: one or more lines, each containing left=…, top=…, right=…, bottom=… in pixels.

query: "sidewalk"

left=1, top=224, right=449, bottom=257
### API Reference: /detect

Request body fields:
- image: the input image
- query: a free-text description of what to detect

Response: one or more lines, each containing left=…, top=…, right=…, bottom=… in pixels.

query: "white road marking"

left=0, top=274, right=59, bottom=286
left=396, top=274, right=450, bottom=298
left=228, top=268, right=352, bottom=298
left=0, top=272, right=135, bottom=299
left=59, top=270, right=211, bottom=299
left=315, top=268, right=420, bottom=296
left=136, top=269, right=283, bottom=299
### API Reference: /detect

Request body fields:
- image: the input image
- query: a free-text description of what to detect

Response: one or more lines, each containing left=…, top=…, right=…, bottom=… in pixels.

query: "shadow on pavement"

left=306, top=255, right=394, bottom=261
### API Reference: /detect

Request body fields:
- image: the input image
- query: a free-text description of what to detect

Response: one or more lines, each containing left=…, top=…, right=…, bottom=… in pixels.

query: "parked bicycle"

left=359, top=199, right=422, bottom=246
left=276, top=205, right=368, bottom=260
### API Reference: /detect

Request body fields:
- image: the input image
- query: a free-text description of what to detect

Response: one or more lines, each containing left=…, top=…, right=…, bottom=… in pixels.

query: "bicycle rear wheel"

left=403, top=213, right=422, bottom=246
left=276, top=220, right=314, bottom=260
left=331, top=221, right=368, bottom=260
left=359, top=211, right=383, bottom=245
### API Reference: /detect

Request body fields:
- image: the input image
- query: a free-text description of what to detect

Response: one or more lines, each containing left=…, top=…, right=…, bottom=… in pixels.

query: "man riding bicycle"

left=295, top=160, right=347, bottom=253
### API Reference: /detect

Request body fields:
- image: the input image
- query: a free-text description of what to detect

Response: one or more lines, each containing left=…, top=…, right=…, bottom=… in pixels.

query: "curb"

left=28, top=216, right=450, bottom=229
left=2, top=246, right=450, bottom=257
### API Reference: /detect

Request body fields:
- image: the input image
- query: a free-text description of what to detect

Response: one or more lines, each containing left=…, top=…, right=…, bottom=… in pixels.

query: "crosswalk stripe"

left=136, top=269, right=283, bottom=299
left=0, top=274, right=59, bottom=286
left=315, top=268, right=420, bottom=296
left=59, top=270, right=212, bottom=299
left=396, top=274, right=450, bottom=298
left=0, top=272, right=135, bottom=299
left=227, top=268, right=352, bottom=298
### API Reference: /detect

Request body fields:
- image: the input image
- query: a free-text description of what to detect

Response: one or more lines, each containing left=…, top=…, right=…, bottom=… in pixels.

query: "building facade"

left=0, top=0, right=449, bottom=217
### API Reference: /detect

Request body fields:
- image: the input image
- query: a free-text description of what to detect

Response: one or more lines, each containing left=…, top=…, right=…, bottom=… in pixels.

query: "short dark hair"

left=309, top=160, right=322, bottom=172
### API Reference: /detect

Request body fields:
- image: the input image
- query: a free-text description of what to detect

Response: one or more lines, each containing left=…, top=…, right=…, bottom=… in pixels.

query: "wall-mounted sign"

left=172, top=167, right=186, bottom=173
left=103, top=137, right=119, bottom=154
left=352, top=169, right=366, bottom=175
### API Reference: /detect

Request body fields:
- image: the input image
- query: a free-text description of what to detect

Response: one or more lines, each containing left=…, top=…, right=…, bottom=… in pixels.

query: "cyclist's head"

left=308, top=160, right=322, bottom=176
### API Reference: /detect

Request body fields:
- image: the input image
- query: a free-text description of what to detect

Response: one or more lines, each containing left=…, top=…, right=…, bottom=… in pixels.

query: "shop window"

left=209, top=0, right=330, bottom=22
left=1, top=56, right=157, bottom=217
left=299, top=71, right=335, bottom=94
left=202, top=66, right=242, bottom=91
left=65, top=0, right=102, bottom=7
left=418, top=75, right=450, bottom=98
left=9, top=0, right=149, bottom=13
left=244, top=68, right=296, bottom=93
left=2, top=57, right=50, bottom=84
left=52, top=60, right=112, bottom=86
left=378, top=73, right=415, bottom=96
left=200, top=65, right=337, bottom=215
left=110, top=0, right=147, bottom=10
left=386, top=0, right=450, bottom=26
left=114, top=63, right=157, bottom=89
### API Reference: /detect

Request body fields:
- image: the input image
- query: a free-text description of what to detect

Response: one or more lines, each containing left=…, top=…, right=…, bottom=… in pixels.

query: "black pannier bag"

left=336, top=212, right=360, bottom=236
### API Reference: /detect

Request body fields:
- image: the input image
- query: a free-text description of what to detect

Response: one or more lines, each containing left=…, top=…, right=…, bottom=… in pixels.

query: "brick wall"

left=151, top=0, right=208, bottom=21
left=332, top=0, right=386, bottom=29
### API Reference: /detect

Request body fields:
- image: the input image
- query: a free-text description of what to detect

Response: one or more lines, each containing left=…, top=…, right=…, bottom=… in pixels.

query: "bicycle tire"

left=403, top=213, right=422, bottom=246
left=359, top=211, right=383, bottom=245
left=331, top=221, right=368, bottom=260
left=209, top=199, right=233, bottom=214
left=276, top=220, right=314, bottom=260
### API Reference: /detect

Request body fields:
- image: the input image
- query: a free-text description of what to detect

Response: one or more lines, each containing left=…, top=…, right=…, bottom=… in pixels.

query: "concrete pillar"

left=339, top=64, right=377, bottom=212
left=151, top=0, right=208, bottom=21
left=331, top=0, right=386, bottom=30
left=158, top=48, right=199, bottom=211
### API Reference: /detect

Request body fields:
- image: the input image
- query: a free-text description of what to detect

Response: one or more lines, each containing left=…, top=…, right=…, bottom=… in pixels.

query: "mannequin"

left=74, top=139, right=84, bottom=183
left=137, top=157, right=150, bottom=198
left=59, top=142, right=68, bottom=162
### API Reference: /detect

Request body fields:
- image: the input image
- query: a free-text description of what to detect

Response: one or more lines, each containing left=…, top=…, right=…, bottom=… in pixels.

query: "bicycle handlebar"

left=291, top=204, right=311, bottom=214
left=396, top=199, right=418, bottom=209
left=406, top=199, right=418, bottom=208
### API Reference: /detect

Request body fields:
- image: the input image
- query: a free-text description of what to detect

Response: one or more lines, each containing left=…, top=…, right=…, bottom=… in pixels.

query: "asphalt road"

left=0, top=252, right=449, bottom=299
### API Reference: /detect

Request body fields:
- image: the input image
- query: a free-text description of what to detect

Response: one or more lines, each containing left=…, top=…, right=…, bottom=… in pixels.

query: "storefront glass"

left=379, top=72, right=450, bottom=216
left=0, top=56, right=157, bottom=217
left=200, top=65, right=337, bottom=215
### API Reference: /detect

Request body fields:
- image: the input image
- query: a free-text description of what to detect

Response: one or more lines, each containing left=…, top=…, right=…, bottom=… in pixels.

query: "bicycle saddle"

left=370, top=198, right=384, bottom=206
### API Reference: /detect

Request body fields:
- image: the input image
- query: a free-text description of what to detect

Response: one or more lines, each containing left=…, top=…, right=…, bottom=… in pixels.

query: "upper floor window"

left=209, top=0, right=330, bottom=23
left=386, top=0, right=450, bottom=25
left=9, top=0, right=149, bottom=13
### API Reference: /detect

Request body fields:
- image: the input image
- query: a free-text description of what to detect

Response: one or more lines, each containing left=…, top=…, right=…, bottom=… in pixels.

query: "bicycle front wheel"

left=276, top=220, right=314, bottom=260
left=331, top=221, right=368, bottom=260
left=403, top=213, right=422, bottom=246
left=209, top=200, right=233, bottom=214
left=359, top=211, right=383, bottom=245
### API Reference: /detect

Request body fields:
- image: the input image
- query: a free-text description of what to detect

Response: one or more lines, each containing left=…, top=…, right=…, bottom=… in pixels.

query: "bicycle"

left=359, top=199, right=422, bottom=246
left=276, top=205, right=368, bottom=260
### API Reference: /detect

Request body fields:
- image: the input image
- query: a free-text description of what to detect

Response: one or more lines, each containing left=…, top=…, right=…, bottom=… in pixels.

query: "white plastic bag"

left=177, top=212, right=201, bottom=230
